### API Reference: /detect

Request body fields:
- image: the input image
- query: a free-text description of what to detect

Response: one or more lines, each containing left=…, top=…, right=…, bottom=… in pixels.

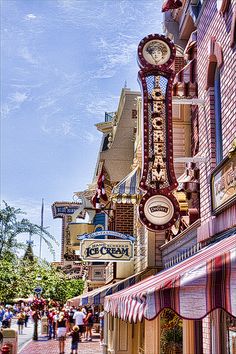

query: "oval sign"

left=143, top=195, right=174, bottom=225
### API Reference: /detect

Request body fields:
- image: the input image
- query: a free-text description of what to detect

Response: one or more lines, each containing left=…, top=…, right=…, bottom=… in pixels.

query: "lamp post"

left=32, top=275, right=43, bottom=340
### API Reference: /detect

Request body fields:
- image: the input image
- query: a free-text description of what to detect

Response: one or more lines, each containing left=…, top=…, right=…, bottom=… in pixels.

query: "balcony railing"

left=164, top=241, right=202, bottom=268
left=105, top=112, right=116, bottom=122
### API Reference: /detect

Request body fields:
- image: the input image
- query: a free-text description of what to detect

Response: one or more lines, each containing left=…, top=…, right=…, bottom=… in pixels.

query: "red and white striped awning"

left=104, top=235, right=236, bottom=322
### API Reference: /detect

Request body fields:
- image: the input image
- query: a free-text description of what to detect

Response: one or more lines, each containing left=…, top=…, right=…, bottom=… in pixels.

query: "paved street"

left=19, top=330, right=103, bottom=354
left=11, top=317, right=39, bottom=351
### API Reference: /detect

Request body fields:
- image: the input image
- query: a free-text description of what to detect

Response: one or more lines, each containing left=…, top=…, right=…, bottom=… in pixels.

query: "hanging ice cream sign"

left=80, top=239, right=134, bottom=262
left=78, top=231, right=135, bottom=262
left=137, top=34, right=180, bottom=231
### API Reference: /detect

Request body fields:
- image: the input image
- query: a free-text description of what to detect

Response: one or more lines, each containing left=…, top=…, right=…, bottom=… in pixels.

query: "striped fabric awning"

left=68, top=271, right=145, bottom=307
left=104, top=235, right=236, bottom=323
left=173, top=59, right=197, bottom=98
left=111, top=166, right=141, bottom=204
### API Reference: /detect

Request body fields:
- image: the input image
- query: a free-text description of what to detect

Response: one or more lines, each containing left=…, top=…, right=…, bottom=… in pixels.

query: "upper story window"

left=214, top=67, right=223, bottom=164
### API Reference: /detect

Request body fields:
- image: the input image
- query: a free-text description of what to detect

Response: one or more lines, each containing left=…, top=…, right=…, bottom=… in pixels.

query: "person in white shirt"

left=53, top=311, right=59, bottom=339
left=82, top=306, right=87, bottom=315
left=73, top=307, right=86, bottom=340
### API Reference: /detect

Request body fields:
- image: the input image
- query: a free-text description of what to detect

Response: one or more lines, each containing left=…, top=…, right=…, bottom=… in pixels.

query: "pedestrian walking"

left=24, top=310, right=30, bottom=327
left=47, top=309, right=54, bottom=339
left=2, top=308, right=13, bottom=328
left=0, top=307, right=5, bottom=328
left=16, top=310, right=25, bottom=334
left=84, top=308, right=94, bottom=341
left=56, top=312, right=68, bottom=354
left=68, top=307, right=75, bottom=330
left=99, top=308, right=104, bottom=346
left=53, top=310, right=59, bottom=339
left=32, top=309, right=41, bottom=341
left=73, top=307, right=85, bottom=341
left=69, top=325, right=80, bottom=354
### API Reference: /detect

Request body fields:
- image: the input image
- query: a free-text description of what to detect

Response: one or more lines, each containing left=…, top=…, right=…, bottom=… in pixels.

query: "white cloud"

left=41, top=124, right=51, bottom=134
left=19, top=47, right=38, bottom=65
left=1, top=104, right=11, bottom=120
left=25, top=14, right=37, bottom=20
left=91, top=37, right=137, bottom=79
left=60, top=121, right=75, bottom=136
left=41, top=112, right=81, bottom=137
left=38, top=97, right=57, bottom=110
left=10, top=92, right=28, bottom=103
left=86, top=94, right=120, bottom=116
left=1, top=92, right=29, bottom=119
left=83, top=131, right=99, bottom=144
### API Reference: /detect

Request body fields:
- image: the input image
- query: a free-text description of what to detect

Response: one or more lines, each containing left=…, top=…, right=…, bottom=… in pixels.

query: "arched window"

left=214, top=67, right=223, bottom=164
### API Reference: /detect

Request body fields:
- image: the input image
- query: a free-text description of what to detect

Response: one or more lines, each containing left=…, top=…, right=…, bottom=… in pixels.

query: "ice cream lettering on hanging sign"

left=137, top=34, right=180, bottom=231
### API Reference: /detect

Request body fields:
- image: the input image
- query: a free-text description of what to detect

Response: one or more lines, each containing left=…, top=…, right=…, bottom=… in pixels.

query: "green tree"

left=0, top=201, right=58, bottom=260
left=13, top=258, right=84, bottom=303
left=0, top=202, right=84, bottom=304
left=64, top=278, right=84, bottom=300
left=0, top=258, right=18, bottom=302
left=0, top=256, right=84, bottom=303
left=0, top=202, right=26, bottom=260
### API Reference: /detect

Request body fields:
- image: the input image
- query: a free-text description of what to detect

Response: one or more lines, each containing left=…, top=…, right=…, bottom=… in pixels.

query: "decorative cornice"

left=95, top=121, right=113, bottom=133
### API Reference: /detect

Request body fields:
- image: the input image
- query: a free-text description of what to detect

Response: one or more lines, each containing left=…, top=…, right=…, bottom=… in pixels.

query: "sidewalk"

left=19, top=331, right=103, bottom=354
left=11, top=318, right=38, bottom=351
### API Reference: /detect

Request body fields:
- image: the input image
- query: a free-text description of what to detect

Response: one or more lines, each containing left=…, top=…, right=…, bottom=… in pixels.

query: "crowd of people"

left=0, top=303, right=30, bottom=334
left=46, top=305, right=104, bottom=354
left=0, top=302, right=104, bottom=354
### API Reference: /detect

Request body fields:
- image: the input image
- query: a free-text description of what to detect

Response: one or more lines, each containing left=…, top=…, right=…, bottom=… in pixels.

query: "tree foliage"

left=0, top=252, right=84, bottom=303
left=0, top=202, right=26, bottom=260
left=0, top=201, right=58, bottom=260
left=0, top=202, right=84, bottom=304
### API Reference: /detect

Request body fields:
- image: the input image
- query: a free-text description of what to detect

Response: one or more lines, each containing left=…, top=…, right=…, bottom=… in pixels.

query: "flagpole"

left=39, top=198, right=44, bottom=259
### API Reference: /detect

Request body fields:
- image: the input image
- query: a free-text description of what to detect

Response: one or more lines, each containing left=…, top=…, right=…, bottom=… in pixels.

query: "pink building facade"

left=164, top=1, right=236, bottom=353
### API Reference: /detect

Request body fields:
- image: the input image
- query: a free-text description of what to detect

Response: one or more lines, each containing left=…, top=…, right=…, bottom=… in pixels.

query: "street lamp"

left=32, top=275, right=43, bottom=340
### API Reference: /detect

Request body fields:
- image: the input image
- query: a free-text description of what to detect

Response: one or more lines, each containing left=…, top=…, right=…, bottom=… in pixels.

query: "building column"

left=107, top=314, right=116, bottom=354
left=211, top=309, right=227, bottom=354
left=131, top=322, right=139, bottom=354
left=144, top=316, right=161, bottom=354
left=183, top=320, right=195, bottom=354
left=103, top=312, right=108, bottom=354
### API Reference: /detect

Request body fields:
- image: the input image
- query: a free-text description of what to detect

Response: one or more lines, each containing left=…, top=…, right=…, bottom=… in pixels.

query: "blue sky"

left=1, top=0, right=163, bottom=261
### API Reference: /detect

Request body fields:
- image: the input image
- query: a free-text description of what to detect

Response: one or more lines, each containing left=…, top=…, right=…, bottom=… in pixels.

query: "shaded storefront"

left=104, top=235, right=236, bottom=354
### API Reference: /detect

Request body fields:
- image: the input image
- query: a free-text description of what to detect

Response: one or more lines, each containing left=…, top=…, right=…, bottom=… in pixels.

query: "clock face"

left=142, top=39, right=171, bottom=66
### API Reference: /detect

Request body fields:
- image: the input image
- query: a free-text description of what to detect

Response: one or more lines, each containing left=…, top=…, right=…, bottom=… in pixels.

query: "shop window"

left=226, top=313, right=236, bottom=354
left=214, top=67, right=223, bottom=164
left=160, top=309, right=183, bottom=354
left=93, top=270, right=103, bottom=279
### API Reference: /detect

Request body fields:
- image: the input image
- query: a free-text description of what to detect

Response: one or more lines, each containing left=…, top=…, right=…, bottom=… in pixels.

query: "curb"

left=18, top=338, right=33, bottom=354
left=18, top=329, right=43, bottom=354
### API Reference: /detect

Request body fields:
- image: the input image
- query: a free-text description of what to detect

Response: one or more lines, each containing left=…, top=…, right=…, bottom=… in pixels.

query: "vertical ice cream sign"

left=137, top=34, right=180, bottom=231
